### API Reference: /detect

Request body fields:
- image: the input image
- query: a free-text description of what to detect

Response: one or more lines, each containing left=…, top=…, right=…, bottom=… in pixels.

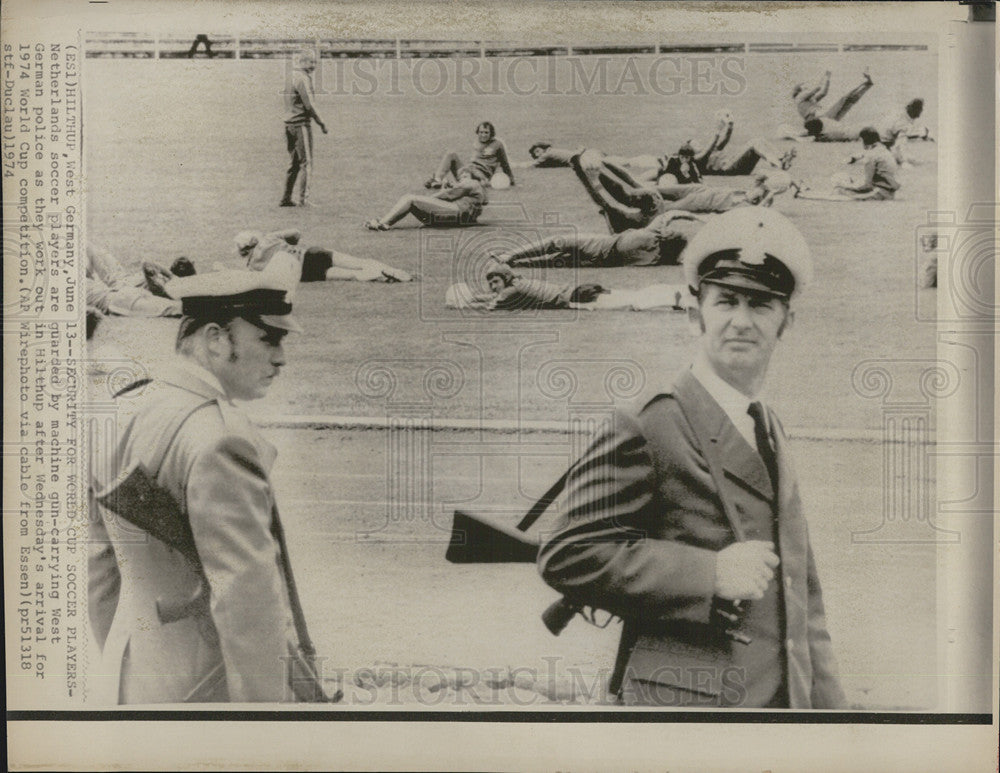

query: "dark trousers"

left=570, top=154, right=660, bottom=233
left=282, top=124, right=313, bottom=204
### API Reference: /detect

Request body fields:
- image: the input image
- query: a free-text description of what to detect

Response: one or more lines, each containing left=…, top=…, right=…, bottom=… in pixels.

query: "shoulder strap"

left=112, top=378, right=216, bottom=479
left=516, top=470, right=570, bottom=532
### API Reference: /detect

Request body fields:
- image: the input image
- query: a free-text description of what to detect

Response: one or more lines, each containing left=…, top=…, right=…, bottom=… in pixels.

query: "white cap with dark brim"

left=166, top=269, right=303, bottom=333
left=682, top=207, right=812, bottom=299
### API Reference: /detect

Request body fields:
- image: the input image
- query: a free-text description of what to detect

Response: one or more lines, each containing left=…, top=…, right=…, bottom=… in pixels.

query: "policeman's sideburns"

left=226, top=329, right=239, bottom=362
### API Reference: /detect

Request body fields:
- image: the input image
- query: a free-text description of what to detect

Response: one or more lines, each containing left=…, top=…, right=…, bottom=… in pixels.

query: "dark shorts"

left=301, top=248, right=333, bottom=282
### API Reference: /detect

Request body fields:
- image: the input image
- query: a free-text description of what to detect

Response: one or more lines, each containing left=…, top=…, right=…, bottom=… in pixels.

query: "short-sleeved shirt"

left=814, top=118, right=860, bottom=143
left=465, top=139, right=506, bottom=181
left=660, top=155, right=702, bottom=184
left=493, top=278, right=573, bottom=310
left=247, top=233, right=302, bottom=272
left=437, top=179, right=488, bottom=221
left=666, top=187, right=746, bottom=214
left=611, top=212, right=703, bottom=266
left=796, top=96, right=823, bottom=120
left=862, top=143, right=901, bottom=194
left=877, top=111, right=912, bottom=146
left=532, top=147, right=575, bottom=168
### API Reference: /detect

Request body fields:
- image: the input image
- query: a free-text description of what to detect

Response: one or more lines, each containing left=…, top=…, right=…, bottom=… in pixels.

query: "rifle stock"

left=445, top=509, right=538, bottom=564
left=446, top=472, right=589, bottom=636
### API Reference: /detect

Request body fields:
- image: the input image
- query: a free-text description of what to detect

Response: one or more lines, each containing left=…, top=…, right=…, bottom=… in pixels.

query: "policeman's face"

left=696, top=283, right=792, bottom=392
left=212, top=317, right=288, bottom=401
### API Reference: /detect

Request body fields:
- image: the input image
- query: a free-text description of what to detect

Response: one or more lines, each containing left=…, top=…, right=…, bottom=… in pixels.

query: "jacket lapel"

left=674, top=370, right=775, bottom=503
left=769, top=408, right=796, bottom=517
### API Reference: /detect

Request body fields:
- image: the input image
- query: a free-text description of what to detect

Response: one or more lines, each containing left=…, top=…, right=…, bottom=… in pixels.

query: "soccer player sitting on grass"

left=791, top=127, right=900, bottom=201
left=237, top=229, right=415, bottom=283
left=364, top=168, right=488, bottom=231
left=877, top=98, right=933, bottom=165
left=424, top=121, right=515, bottom=189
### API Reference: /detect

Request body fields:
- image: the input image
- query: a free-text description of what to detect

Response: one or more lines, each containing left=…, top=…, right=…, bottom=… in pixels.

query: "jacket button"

left=785, top=576, right=793, bottom=590
left=786, top=638, right=794, bottom=651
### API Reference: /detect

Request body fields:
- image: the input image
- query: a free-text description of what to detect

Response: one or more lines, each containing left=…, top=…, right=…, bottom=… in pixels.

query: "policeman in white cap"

left=539, top=208, right=846, bottom=708
left=89, top=269, right=336, bottom=704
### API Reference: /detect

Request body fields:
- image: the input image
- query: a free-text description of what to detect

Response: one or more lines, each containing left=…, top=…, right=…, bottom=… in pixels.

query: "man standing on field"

left=538, top=208, right=846, bottom=708
left=281, top=49, right=328, bottom=207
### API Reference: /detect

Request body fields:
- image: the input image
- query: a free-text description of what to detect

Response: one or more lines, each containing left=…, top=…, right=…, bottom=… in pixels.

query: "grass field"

left=86, top=48, right=940, bottom=708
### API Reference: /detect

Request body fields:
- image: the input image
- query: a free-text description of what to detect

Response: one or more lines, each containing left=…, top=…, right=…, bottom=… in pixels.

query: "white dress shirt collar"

left=688, top=356, right=763, bottom=449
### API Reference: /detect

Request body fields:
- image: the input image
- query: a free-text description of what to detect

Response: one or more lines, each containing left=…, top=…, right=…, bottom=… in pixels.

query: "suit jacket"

left=538, top=370, right=845, bottom=708
left=89, top=364, right=301, bottom=704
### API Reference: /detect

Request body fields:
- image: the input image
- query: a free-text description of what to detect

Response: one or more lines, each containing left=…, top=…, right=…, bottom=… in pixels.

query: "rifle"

left=445, top=471, right=591, bottom=635
left=94, top=381, right=340, bottom=702
left=446, top=396, right=755, bottom=645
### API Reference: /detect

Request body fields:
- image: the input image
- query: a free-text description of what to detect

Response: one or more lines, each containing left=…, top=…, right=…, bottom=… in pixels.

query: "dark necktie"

left=748, top=401, right=779, bottom=496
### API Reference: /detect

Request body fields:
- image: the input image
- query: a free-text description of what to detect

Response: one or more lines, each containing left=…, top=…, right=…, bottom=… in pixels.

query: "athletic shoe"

left=780, top=148, right=797, bottom=170
left=424, top=177, right=442, bottom=189
left=364, top=219, right=389, bottom=231
left=279, top=199, right=296, bottom=207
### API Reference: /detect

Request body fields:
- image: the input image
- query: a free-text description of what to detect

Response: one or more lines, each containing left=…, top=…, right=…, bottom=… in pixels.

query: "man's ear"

left=202, top=322, right=229, bottom=358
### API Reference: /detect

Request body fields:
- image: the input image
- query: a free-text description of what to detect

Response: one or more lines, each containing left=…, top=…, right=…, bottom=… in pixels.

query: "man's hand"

left=317, top=121, right=328, bottom=134
left=714, top=541, right=780, bottom=601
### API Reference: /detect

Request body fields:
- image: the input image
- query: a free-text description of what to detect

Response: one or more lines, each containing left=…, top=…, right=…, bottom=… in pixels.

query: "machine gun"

left=445, top=473, right=751, bottom=644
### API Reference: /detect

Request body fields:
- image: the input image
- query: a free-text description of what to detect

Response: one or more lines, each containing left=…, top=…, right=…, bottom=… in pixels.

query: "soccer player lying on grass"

left=458, top=264, right=605, bottom=310
left=492, top=211, right=705, bottom=268
left=446, top=263, right=689, bottom=312
left=424, top=121, right=515, bottom=189
left=690, top=110, right=796, bottom=176
left=795, top=68, right=873, bottom=126
left=86, top=244, right=188, bottom=317
left=791, top=127, right=900, bottom=201
left=364, top=168, right=488, bottom=231
left=573, top=149, right=792, bottom=232
left=792, top=69, right=832, bottom=120
left=517, top=141, right=703, bottom=186
left=237, top=229, right=414, bottom=283
left=793, top=96, right=932, bottom=155
left=780, top=69, right=875, bottom=141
